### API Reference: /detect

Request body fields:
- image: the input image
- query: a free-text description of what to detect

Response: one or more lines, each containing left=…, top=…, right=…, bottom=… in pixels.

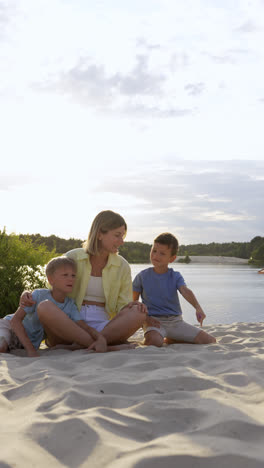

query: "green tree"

left=0, top=229, right=55, bottom=318
left=178, top=251, right=191, bottom=264
left=250, top=242, right=264, bottom=266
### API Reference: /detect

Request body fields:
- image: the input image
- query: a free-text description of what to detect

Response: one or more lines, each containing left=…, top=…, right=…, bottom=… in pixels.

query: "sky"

left=1, top=0, right=264, bottom=245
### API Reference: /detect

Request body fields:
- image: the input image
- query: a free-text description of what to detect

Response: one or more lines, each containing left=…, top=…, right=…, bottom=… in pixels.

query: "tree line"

left=19, top=233, right=264, bottom=264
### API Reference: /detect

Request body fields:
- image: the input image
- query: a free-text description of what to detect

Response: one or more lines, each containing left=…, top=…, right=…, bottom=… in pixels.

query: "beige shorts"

left=0, top=319, right=24, bottom=350
left=143, top=315, right=201, bottom=343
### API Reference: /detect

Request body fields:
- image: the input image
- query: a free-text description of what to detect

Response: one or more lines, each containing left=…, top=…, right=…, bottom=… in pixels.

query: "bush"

left=0, top=229, right=55, bottom=318
left=249, top=242, right=264, bottom=267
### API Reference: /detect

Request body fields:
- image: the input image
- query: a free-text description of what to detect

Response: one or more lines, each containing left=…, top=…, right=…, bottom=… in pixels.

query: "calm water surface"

left=131, top=263, right=264, bottom=325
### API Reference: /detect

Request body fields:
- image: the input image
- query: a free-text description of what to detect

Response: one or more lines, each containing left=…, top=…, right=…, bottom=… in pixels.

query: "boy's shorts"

left=0, top=319, right=24, bottom=351
left=80, top=305, right=110, bottom=332
left=143, top=315, right=201, bottom=343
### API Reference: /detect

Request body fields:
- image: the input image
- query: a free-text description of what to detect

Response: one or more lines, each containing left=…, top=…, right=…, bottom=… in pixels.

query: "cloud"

left=235, top=20, right=259, bottom=33
left=94, top=160, right=264, bottom=243
left=36, top=54, right=166, bottom=100
left=206, top=53, right=236, bottom=65
left=0, top=0, right=12, bottom=25
left=0, top=0, right=18, bottom=36
left=205, top=48, right=249, bottom=66
left=0, top=175, right=35, bottom=191
left=116, top=54, right=165, bottom=96
left=120, top=103, right=193, bottom=118
left=185, top=82, right=205, bottom=96
left=199, top=210, right=255, bottom=222
left=136, top=37, right=161, bottom=51
left=170, top=52, right=190, bottom=72
left=34, top=54, right=193, bottom=118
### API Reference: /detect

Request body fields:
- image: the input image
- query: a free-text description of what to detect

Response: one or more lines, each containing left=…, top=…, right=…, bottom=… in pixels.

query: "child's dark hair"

left=154, top=233, right=179, bottom=256
left=45, top=256, right=77, bottom=277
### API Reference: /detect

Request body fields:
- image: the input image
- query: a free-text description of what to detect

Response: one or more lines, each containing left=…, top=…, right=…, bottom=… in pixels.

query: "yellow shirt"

left=65, top=248, right=132, bottom=319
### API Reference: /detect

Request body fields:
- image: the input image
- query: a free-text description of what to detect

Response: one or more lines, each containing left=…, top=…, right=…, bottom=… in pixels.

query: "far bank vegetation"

left=18, top=234, right=264, bottom=265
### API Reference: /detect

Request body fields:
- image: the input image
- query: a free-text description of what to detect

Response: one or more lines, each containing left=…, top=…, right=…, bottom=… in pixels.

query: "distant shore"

left=175, top=255, right=249, bottom=265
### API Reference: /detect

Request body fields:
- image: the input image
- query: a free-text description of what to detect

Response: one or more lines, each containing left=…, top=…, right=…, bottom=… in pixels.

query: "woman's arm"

left=10, top=307, right=39, bottom=357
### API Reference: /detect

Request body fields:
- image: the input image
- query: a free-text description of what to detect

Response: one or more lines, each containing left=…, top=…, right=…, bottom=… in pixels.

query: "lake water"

left=131, top=263, right=264, bottom=325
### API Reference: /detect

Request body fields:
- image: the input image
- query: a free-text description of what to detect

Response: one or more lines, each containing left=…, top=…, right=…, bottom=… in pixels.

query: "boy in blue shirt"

left=133, top=233, right=216, bottom=347
left=0, top=256, right=107, bottom=356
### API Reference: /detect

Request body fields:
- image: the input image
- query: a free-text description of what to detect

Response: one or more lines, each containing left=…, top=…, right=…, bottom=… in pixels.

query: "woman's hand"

left=125, top=301, right=148, bottom=315
left=87, top=335, right=107, bottom=353
left=20, top=291, right=35, bottom=308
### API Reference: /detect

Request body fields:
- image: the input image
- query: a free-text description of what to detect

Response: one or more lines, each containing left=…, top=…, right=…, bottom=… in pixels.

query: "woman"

left=21, top=210, right=147, bottom=347
left=65, top=210, right=147, bottom=345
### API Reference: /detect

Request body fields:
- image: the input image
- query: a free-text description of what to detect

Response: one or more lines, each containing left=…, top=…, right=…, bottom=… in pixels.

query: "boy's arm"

left=133, top=291, right=140, bottom=301
left=10, top=307, right=40, bottom=357
left=76, top=320, right=107, bottom=352
left=178, top=285, right=206, bottom=326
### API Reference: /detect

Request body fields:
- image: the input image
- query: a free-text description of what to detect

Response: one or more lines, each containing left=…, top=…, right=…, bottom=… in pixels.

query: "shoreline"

left=175, top=255, right=249, bottom=265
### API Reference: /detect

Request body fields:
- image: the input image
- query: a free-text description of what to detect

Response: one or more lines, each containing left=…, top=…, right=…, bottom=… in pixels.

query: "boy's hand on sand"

left=20, top=291, right=35, bottom=308
left=196, top=308, right=206, bottom=326
left=88, top=335, right=107, bottom=353
left=144, top=316, right=161, bottom=328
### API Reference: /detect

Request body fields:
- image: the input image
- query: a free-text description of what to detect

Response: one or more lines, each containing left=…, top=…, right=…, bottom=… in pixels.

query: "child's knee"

left=144, top=331, right=163, bottom=347
left=122, top=304, right=147, bottom=323
left=37, top=299, right=52, bottom=318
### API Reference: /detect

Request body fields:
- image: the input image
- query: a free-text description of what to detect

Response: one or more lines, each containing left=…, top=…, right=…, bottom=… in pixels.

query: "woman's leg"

left=37, top=300, right=94, bottom=348
left=101, top=304, right=147, bottom=345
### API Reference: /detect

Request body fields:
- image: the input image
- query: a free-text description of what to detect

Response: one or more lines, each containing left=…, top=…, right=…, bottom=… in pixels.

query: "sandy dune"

left=1, top=322, right=264, bottom=467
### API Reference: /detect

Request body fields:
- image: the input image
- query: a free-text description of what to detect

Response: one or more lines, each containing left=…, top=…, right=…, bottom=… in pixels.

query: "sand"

left=1, top=322, right=264, bottom=468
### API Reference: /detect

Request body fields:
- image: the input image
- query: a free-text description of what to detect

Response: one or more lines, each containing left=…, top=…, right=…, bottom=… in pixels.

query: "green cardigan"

left=65, top=248, right=132, bottom=319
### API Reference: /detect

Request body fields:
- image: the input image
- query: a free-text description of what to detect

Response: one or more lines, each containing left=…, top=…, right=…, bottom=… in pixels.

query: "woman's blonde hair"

left=83, top=210, right=127, bottom=255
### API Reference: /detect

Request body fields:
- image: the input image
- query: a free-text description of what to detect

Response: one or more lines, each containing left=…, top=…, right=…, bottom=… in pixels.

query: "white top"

left=83, top=276, right=106, bottom=303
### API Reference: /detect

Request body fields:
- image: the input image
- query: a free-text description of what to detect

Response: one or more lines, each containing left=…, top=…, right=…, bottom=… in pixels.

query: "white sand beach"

left=1, top=322, right=264, bottom=468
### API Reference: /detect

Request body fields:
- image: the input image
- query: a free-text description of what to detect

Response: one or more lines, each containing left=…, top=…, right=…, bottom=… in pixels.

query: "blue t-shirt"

left=4, top=289, right=81, bottom=349
left=133, top=267, right=186, bottom=317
